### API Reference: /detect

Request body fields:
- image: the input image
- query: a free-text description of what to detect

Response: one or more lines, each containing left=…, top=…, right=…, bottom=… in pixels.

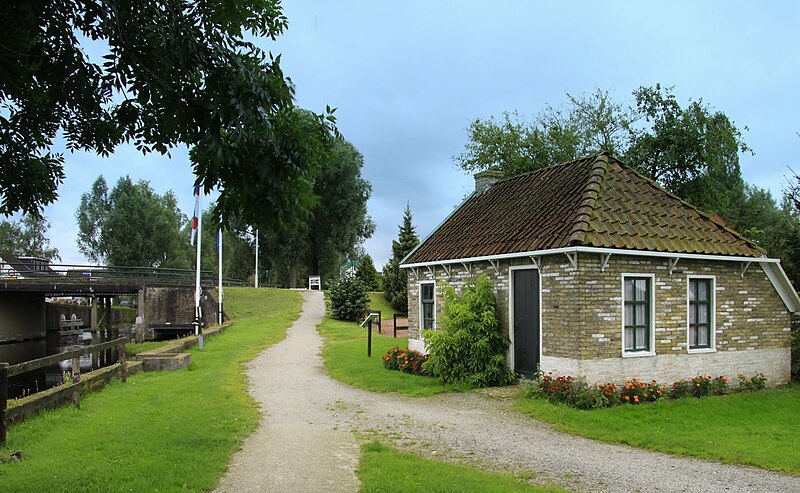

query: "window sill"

left=688, top=347, right=716, bottom=354
left=622, top=351, right=656, bottom=358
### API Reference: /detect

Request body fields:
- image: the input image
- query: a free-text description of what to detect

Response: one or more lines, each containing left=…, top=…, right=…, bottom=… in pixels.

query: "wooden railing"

left=0, top=337, right=128, bottom=445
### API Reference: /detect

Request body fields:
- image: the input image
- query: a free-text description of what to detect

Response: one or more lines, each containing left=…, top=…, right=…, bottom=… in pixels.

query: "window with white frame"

left=420, top=282, right=435, bottom=329
left=688, top=277, right=714, bottom=350
left=623, top=276, right=652, bottom=354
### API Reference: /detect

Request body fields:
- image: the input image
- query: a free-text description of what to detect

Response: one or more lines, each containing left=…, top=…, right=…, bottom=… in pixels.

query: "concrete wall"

left=406, top=252, right=792, bottom=385
left=45, top=303, right=136, bottom=331
left=142, top=287, right=219, bottom=327
left=0, top=292, right=46, bottom=343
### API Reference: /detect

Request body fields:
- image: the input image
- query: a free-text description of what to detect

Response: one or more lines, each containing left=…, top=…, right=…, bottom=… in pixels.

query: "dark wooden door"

left=513, top=269, right=540, bottom=377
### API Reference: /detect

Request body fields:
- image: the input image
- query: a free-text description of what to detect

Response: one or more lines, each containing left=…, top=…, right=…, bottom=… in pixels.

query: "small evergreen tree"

left=424, top=276, right=515, bottom=387
left=355, top=254, right=380, bottom=291
left=329, top=273, right=370, bottom=322
left=382, top=204, right=419, bottom=312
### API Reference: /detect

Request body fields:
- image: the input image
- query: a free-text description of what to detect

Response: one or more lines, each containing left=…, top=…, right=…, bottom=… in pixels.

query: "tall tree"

left=455, top=85, right=749, bottom=225
left=0, top=214, right=60, bottom=260
left=383, top=204, right=419, bottom=312
left=0, top=0, right=335, bottom=225
left=76, top=175, right=187, bottom=267
left=263, top=137, right=374, bottom=288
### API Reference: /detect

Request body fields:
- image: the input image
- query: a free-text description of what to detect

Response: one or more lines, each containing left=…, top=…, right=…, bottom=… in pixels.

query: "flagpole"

left=254, top=229, right=259, bottom=288
left=194, top=189, right=203, bottom=338
left=218, top=221, right=223, bottom=325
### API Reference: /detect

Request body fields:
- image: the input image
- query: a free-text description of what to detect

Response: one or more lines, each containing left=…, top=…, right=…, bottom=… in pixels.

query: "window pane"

left=689, top=280, right=697, bottom=302
left=697, top=280, right=708, bottom=301
left=422, top=283, right=434, bottom=301
left=635, top=279, right=647, bottom=301
left=635, top=304, right=646, bottom=325
left=636, top=326, right=647, bottom=350
left=625, top=304, right=633, bottom=324
left=624, top=279, right=634, bottom=301
left=698, top=306, right=709, bottom=325
left=689, top=326, right=698, bottom=347
left=698, top=327, right=709, bottom=347
left=624, top=327, right=634, bottom=350
left=689, top=306, right=697, bottom=325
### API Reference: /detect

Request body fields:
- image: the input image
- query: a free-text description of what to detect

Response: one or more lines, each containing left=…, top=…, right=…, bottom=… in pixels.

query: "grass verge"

left=0, top=287, right=301, bottom=492
left=317, top=317, right=461, bottom=396
left=358, top=441, right=565, bottom=492
left=367, top=291, right=395, bottom=319
left=516, top=386, right=800, bottom=474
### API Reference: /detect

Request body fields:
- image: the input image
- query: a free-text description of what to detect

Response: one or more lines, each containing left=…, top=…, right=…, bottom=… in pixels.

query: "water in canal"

left=0, top=330, right=126, bottom=400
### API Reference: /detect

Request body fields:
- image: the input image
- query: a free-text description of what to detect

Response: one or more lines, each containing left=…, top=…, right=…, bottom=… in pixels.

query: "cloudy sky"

left=40, top=1, right=800, bottom=270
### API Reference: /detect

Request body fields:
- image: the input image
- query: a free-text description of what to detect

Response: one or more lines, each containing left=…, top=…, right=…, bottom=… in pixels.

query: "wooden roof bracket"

left=489, top=259, right=501, bottom=275
left=668, top=257, right=680, bottom=275
left=529, top=255, right=542, bottom=270
left=441, top=263, right=452, bottom=278
left=425, top=264, right=436, bottom=277
left=740, top=261, right=752, bottom=278
left=410, top=267, right=419, bottom=279
left=599, top=253, right=611, bottom=272
left=461, top=262, right=472, bottom=276
left=565, top=252, right=578, bottom=270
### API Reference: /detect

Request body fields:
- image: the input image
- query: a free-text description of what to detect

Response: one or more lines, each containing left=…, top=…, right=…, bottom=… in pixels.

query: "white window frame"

left=621, top=273, right=656, bottom=358
left=687, top=275, right=716, bottom=354
left=418, top=281, right=437, bottom=330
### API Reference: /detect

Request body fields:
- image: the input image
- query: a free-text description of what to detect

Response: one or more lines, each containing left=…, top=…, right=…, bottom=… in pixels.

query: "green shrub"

left=670, top=379, right=693, bottom=399
left=709, top=375, right=730, bottom=395
left=423, top=276, right=515, bottom=387
left=525, top=374, right=617, bottom=410
left=329, top=273, right=369, bottom=322
left=383, top=347, right=431, bottom=376
left=619, top=378, right=665, bottom=404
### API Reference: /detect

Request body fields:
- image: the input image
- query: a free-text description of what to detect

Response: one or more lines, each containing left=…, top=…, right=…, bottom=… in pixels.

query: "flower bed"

left=383, top=347, right=431, bottom=376
left=525, top=371, right=767, bottom=410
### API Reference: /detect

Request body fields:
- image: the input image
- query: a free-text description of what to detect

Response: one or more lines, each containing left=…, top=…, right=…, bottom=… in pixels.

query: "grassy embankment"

left=0, top=287, right=301, bottom=492
left=517, top=386, right=800, bottom=474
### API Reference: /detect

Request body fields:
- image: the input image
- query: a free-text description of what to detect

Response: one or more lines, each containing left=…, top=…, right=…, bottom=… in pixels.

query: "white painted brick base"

left=540, top=348, right=790, bottom=386
left=408, top=337, right=426, bottom=354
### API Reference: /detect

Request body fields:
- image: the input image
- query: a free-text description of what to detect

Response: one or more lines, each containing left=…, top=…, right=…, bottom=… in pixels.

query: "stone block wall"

left=405, top=251, right=792, bottom=384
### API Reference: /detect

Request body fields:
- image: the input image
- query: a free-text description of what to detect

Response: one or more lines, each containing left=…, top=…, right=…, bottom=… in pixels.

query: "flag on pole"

left=190, top=185, right=201, bottom=245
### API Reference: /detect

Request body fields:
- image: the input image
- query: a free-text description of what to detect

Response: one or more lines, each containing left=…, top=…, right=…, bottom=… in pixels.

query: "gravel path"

left=217, top=291, right=800, bottom=492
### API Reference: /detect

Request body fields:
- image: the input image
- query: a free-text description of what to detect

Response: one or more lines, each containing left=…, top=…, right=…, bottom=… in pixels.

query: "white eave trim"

left=400, top=246, right=779, bottom=269
left=399, top=246, right=800, bottom=314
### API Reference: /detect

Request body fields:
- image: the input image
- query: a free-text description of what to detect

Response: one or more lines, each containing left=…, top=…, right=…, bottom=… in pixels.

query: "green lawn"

left=367, top=291, right=395, bottom=319
left=317, top=317, right=462, bottom=396
left=0, top=287, right=302, bottom=492
left=358, top=442, right=565, bottom=493
left=516, top=387, right=800, bottom=474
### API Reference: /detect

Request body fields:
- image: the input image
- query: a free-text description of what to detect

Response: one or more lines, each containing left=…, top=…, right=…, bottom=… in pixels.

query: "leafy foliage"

left=424, top=276, right=515, bottom=387
left=261, top=137, right=374, bottom=288
left=0, top=0, right=335, bottom=223
left=0, top=214, right=60, bottom=260
left=328, top=273, right=370, bottom=322
left=76, top=175, right=187, bottom=267
left=455, top=85, right=749, bottom=226
left=355, top=254, right=380, bottom=290
left=382, top=204, right=419, bottom=312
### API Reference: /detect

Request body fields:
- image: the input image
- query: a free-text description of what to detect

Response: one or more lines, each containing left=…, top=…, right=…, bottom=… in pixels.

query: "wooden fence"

left=0, top=337, right=127, bottom=445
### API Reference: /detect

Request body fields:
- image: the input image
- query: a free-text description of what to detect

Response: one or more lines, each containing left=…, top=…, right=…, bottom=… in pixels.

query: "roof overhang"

left=400, top=246, right=800, bottom=314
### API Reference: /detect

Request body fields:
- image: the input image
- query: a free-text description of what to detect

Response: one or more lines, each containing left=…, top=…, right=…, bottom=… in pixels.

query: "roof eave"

left=400, top=191, right=477, bottom=266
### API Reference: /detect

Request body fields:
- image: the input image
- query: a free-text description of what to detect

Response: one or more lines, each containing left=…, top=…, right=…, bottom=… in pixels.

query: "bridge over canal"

left=0, top=264, right=239, bottom=345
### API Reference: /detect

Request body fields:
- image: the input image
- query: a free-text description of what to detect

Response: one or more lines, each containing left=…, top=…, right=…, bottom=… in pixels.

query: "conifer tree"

left=383, top=204, right=420, bottom=312
left=355, top=254, right=380, bottom=291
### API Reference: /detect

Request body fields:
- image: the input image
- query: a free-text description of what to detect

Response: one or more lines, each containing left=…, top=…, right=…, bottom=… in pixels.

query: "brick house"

left=400, top=152, right=799, bottom=385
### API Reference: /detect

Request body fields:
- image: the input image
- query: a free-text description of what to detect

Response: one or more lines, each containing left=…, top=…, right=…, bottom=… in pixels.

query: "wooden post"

left=393, top=313, right=398, bottom=339
left=367, top=318, right=372, bottom=358
left=117, top=340, right=127, bottom=384
left=71, top=356, right=81, bottom=408
left=90, top=295, right=98, bottom=369
left=0, top=362, right=8, bottom=446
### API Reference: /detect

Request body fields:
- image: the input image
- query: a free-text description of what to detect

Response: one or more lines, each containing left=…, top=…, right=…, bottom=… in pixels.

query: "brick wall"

left=405, top=251, right=792, bottom=384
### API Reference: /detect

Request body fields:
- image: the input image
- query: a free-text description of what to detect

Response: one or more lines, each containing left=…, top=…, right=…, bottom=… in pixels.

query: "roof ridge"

left=490, top=152, right=603, bottom=185
left=567, top=153, right=609, bottom=246
left=613, top=158, right=767, bottom=256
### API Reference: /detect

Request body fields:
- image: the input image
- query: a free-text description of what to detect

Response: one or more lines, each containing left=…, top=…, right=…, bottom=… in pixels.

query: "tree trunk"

left=289, top=260, right=297, bottom=288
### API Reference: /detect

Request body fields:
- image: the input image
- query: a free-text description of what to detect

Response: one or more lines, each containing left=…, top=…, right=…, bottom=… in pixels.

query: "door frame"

left=508, top=265, right=543, bottom=373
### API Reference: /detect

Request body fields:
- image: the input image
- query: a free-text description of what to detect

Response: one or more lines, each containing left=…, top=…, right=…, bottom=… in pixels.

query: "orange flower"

left=634, top=396, right=639, bottom=403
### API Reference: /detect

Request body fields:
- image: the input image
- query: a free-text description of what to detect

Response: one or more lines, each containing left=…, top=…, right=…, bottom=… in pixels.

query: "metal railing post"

left=367, top=318, right=372, bottom=358
left=0, top=362, right=7, bottom=446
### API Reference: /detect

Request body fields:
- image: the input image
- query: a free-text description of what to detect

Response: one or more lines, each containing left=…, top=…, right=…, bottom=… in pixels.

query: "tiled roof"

left=403, top=152, right=765, bottom=264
